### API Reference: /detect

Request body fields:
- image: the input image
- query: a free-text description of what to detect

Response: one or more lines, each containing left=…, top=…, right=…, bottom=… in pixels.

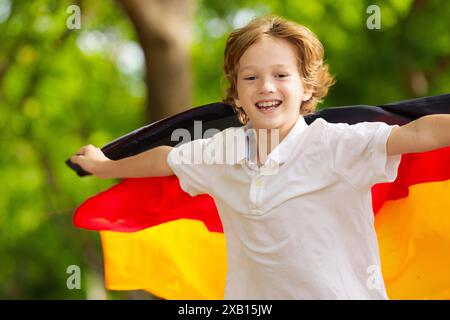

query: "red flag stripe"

left=372, top=146, right=450, bottom=214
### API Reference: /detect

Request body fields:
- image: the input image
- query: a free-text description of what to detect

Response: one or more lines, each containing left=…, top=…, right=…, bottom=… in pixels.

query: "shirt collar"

left=233, top=115, right=309, bottom=166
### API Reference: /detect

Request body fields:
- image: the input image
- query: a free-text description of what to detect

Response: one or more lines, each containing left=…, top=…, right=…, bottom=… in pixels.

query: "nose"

left=258, top=76, right=276, bottom=94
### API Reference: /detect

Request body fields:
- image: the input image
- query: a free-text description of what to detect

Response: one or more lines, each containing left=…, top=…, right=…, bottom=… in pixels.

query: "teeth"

left=256, top=101, right=281, bottom=107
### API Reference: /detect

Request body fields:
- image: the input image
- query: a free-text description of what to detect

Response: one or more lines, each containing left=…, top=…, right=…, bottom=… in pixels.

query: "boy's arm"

left=387, top=114, right=450, bottom=156
left=70, top=145, right=174, bottom=179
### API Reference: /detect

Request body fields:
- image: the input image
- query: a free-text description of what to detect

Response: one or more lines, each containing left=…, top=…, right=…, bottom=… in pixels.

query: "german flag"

left=70, top=94, right=450, bottom=299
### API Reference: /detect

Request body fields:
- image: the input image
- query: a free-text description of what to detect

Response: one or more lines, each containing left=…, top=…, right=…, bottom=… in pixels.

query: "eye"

left=243, top=76, right=256, bottom=81
left=276, top=73, right=289, bottom=78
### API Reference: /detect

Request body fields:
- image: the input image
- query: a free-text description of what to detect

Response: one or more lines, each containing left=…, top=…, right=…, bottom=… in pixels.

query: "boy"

left=71, top=16, right=450, bottom=299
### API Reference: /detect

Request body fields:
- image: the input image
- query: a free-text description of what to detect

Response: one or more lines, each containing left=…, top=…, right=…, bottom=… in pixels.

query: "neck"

left=253, top=116, right=299, bottom=166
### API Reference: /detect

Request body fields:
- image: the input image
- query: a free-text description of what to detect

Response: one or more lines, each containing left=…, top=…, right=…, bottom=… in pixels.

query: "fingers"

left=72, top=144, right=95, bottom=164
left=70, top=154, right=83, bottom=164
left=77, top=145, right=88, bottom=153
left=76, top=146, right=86, bottom=155
left=76, top=144, right=95, bottom=155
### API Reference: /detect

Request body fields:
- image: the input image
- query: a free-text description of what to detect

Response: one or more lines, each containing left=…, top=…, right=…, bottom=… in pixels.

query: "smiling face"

left=234, top=35, right=312, bottom=137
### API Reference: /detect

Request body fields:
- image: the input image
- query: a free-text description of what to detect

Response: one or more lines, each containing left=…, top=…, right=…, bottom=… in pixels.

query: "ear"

left=234, top=96, right=241, bottom=108
left=301, top=91, right=313, bottom=102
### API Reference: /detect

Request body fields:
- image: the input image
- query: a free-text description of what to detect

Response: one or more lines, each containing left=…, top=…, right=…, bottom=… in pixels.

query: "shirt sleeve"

left=166, top=137, right=215, bottom=197
left=324, top=120, right=402, bottom=190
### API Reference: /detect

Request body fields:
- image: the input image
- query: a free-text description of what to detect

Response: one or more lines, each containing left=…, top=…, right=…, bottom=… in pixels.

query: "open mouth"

left=255, top=100, right=282, bottom=112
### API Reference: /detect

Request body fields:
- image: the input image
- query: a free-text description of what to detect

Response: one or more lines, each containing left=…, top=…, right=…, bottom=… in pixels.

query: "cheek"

left=290, top=74, right=305, bottom=91
left=236, top=85, right=252, bottom=100
left=282, top=81, right=303, bottom=98
left=236, top=81, right=245, bottom=94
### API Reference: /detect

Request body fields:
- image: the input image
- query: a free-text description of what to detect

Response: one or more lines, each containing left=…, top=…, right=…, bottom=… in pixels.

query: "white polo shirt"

left=167, top=115, right=402, bottom=300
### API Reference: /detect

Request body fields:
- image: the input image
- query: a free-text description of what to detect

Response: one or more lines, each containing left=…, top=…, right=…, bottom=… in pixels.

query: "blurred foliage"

left=0, top=0, right=147, bottom=299
left=0, top=0, right=449, bottom=299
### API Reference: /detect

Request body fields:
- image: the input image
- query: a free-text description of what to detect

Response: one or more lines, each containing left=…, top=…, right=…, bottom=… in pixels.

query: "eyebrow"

left=239, top=64, right=292, bottom=72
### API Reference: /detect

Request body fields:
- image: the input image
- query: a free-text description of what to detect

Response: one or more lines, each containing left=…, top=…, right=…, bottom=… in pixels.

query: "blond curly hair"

left=223, top=15, right=335, bottom=124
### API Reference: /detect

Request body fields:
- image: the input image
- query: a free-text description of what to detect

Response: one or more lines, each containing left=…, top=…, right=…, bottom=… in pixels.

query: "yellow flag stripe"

left=100, top=219, right=227, bottom=299
left=376, top=179, right=450, bottom=299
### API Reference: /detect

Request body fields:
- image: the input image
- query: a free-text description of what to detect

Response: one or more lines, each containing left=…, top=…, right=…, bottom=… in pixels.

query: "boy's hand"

left=70, top=145, right=112, bottom=178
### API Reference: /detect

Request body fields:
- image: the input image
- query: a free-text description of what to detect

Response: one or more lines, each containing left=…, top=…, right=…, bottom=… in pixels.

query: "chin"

left=253, top=119, right=283, bottom=130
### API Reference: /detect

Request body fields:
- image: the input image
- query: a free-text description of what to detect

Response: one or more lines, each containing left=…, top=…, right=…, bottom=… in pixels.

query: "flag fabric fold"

left=72, top=94, right=450, bottom=299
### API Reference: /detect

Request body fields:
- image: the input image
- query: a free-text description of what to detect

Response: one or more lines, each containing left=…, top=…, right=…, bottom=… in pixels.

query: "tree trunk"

left=118, top=0, right=196, bottom=123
